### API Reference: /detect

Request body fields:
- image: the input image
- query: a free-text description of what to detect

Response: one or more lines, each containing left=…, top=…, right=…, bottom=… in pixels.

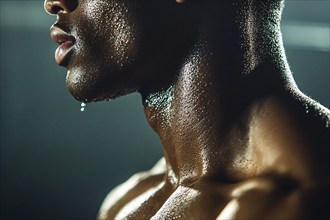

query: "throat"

left=142, top=48, right=255, bottom=184
left=141, top=40, right=292, bottom=184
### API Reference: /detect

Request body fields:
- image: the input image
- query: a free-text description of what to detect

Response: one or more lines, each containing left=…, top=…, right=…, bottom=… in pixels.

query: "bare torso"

left=98, top=164, right=329, bottom=219
left=43, top=0, right=330, bottom=219
left=98, top=94, right=330, bottom=220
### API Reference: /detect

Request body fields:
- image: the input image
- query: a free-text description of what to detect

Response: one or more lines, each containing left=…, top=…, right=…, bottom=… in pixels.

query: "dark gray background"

left=1, top=1, right=329, bottom=219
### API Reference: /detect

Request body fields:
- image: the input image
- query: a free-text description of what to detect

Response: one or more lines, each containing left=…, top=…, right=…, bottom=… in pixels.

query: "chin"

left=65, top=68, right=136, bottom=103
left=66, top=81, right=98, bottom=103
left=65, top=68, right=97, bottom=102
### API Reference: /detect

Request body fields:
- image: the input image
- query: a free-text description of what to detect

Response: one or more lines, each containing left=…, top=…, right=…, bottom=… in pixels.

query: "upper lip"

left=50, top=24, right=76, bottom=45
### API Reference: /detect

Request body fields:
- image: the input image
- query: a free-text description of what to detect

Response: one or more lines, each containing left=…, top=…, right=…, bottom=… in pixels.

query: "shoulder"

left=254, top=91, right=330, bottom=134
left=97, top=158, right=166, bottom=220
left=225, top=174, right=330, bottom=220
left=271, top=181, right=330, bottom=219
left=293, top=182, right=330, bottom=219
left=252, top=92, right=330, bottom=177
left=256, top=91, right=330, bottom=152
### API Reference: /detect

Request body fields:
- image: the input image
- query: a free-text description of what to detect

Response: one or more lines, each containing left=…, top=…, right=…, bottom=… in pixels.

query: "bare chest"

left=107, top=178, right=288, bottom=220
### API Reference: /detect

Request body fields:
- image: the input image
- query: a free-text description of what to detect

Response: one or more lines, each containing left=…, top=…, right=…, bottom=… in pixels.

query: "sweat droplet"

left=81, top=102, right=86, bottom=112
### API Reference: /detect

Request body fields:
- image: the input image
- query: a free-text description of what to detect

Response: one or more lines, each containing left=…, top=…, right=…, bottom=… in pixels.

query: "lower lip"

left=55, top=41, right=75, bottom=65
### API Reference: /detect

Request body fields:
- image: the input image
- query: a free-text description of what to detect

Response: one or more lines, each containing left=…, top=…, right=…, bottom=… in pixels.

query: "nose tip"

left=44, top=0, right=78, bottom=14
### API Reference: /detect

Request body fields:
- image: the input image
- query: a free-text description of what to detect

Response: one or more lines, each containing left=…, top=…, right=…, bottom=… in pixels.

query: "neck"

left=141, top=16, right=296, bottom=186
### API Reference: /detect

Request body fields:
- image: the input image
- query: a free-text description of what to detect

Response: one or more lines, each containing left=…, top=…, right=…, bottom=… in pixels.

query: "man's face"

left=46, top=0, right=189, bottom=102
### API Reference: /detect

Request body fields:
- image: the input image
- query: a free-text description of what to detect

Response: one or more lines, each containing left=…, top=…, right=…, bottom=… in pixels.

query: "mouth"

left=50, top=25, right=76, bottom=66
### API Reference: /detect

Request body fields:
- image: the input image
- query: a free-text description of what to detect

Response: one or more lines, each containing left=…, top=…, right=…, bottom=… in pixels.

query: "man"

left=45, top=0, right=329, bottom=219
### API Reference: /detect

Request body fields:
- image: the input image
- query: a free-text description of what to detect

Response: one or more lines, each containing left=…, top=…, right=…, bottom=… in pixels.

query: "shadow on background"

left=0, top=1, right=329, bottom=220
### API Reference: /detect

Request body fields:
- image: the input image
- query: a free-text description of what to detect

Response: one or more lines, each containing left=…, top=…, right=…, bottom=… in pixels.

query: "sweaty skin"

left=45, top=0, right=330, bottom=219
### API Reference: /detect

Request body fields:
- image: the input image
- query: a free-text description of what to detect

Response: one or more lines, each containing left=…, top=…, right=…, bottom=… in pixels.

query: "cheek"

left=80, top=0, right=139, bottom=68
left=66, top=0, right=141, bottom=101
